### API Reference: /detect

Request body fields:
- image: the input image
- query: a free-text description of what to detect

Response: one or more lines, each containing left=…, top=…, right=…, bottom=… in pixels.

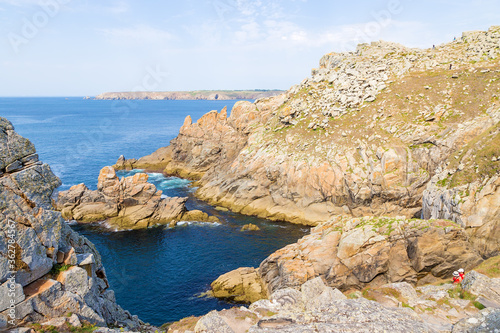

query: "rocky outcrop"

left=56, top=166, right=218, bottom=230
left=211, top=267, right=267, bottom=304
left=117, top=26, right=500, bottom=227
left=185, top=270, right=500, bottom=333
left=211, top=216, right=484, bottom=303
left=0, top=117, right=143, bottom=331
left=94, top=90, right=284, bottom=101
left=194, top=277, right=437, bottom=333
left=240, top=223, right=260, bottom=231
left=461, top=270, right=500, bottom=308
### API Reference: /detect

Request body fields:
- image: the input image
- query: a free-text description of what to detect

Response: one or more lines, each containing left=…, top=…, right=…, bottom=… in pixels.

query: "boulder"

left=461, top=271, right=500, bottom=308
left=240, top=223, right=260, bottom=231
left=194, top=310, right=234, bottom=333
left=211, top=267, right=267, bottom=304
left=57, top=266, right=89, bottom=296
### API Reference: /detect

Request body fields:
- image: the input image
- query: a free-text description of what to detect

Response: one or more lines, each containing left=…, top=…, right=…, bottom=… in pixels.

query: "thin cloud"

left=107, top=0, right=129, bottom=14
left=98, top=25, right=174, bottom=44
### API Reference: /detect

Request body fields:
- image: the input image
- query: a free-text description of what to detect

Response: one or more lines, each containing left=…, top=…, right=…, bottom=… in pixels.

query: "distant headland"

left=93, top=90, right=284, bottom=100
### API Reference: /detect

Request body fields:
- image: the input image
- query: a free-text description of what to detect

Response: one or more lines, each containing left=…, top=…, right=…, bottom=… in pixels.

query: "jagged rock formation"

left=116, top=26, right=500, bottom=228
left=210, top=216, right=486, bottom=303
left=0, top=117, right=143, bottom=331
left=94, top=90, right=284, bottom=101
left=56, top=166, right=218, bottom=230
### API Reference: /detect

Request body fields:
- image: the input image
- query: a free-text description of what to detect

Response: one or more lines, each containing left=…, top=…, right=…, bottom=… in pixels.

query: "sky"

left=0, top=0, right=499, bottom=96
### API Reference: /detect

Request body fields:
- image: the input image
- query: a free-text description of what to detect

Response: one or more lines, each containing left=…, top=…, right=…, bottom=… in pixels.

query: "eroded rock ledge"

left=56, top=166, right=218, bottom=230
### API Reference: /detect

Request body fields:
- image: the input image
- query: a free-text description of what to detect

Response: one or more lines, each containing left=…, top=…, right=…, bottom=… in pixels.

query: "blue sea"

left=0, top=97, right=309, bottom=326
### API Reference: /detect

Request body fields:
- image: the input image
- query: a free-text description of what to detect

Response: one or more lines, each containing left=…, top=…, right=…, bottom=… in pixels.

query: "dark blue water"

left=0, top=98, right=309, bottom=326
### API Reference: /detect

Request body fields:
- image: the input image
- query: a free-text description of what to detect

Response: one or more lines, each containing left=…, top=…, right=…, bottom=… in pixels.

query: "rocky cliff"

left=94, top=90, right=284, bottom=101
left=117, top=26, right=500, bottom=230
left=0, top=117, right=148, bottom=331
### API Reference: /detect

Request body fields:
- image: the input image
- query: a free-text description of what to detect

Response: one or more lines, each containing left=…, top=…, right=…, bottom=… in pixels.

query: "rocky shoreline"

left=2, top=26, right=500, bottom=333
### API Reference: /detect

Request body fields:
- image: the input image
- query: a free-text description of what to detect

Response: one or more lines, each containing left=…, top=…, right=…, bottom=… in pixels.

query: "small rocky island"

left=55, top=166, right=218, bottom=230
left=2, top=26, right=500, bottom=333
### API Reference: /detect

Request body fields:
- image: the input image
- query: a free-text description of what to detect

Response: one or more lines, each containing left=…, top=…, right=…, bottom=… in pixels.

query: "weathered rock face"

left=0, top=117, right=141, bottom=331
left=461, top=270, right=500, bottom=309
left=209, top=216, right=485, bottom=304
left=197, top=277, right=437, bottom=333
left=423, top=173, right=500, bottom=258
left=259, top=216, right=483, bottom=294
left=56, top=166, right=218, bottom=230
left=117, top=26, right=500, bottom=227
left=452, top=308, right=500, bottom=333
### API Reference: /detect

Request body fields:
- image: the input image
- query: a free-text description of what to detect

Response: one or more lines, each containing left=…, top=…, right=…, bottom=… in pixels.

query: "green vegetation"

left=50, top=264, right=71, bottom=276
left=473, top=301, right=486, bottom=310
left=447, top=286, right=476, bottom=301
left=30, top=321, right=97, bottom=333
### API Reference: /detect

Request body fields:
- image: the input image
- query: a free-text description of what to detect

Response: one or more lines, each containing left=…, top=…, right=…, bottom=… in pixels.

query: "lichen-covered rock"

left=56, top=166, right=218, bottom=230
left=194, top=310, right=235, bottom=333
left=452, top=308, right=500, bottom=333
left=206, top=276, right=436, bottom=333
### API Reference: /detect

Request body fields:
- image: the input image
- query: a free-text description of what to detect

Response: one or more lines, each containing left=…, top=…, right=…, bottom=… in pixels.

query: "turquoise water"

left=0, top=98, right=309, bottom=325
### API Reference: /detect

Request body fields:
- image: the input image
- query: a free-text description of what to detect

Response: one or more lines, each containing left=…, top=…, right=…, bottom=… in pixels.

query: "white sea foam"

left=176, top=221, right=221, bottom=227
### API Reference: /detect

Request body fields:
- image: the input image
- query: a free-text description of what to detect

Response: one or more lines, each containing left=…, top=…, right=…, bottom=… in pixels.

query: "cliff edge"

left=0, top=117, right=147, bottom=331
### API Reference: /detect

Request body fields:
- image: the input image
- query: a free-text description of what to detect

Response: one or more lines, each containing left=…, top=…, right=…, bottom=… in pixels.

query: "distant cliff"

left=94, top=90, right=284, bottom=100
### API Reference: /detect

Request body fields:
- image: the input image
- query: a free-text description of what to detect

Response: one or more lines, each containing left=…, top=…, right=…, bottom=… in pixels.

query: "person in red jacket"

left=458, top=268, right=465, bottom=280
left=453, top=271, right=463, bottom=284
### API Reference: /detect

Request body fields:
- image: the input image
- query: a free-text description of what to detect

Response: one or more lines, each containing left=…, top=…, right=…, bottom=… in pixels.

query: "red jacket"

left=453, top=276, right=463, bottom=284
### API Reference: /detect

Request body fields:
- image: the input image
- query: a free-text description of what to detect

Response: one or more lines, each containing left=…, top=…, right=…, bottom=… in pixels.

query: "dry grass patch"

left=474, top=255, right=500, bottom=278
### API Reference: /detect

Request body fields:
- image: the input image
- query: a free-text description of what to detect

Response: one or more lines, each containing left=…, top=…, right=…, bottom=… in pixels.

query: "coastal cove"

left=0, top=97, right=309, bottom=325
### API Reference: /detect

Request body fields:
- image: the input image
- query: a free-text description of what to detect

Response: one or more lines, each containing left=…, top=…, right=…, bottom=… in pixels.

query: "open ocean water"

left=0, top=97, right=309, bottom=326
